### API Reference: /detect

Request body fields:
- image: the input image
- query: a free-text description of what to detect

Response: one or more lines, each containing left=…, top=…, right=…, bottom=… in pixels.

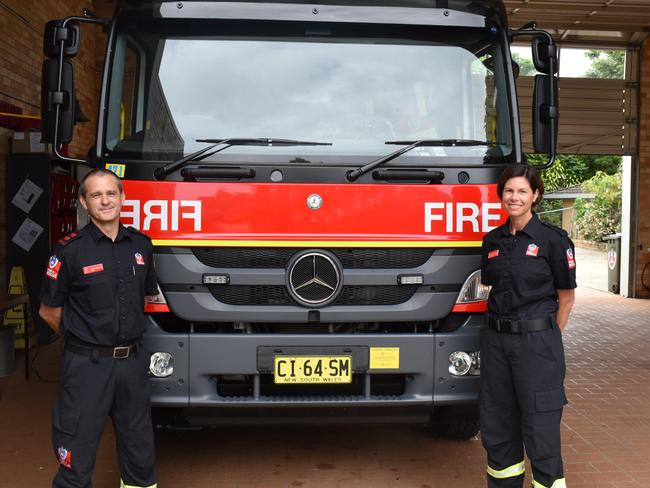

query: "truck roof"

left=120, top=0, right=507, bottom=27
left=149, top=0, right=503, bottom=5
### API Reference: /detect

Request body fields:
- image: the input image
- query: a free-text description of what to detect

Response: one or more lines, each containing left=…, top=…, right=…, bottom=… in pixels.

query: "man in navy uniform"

left=39, top=168, right=158, bottom=488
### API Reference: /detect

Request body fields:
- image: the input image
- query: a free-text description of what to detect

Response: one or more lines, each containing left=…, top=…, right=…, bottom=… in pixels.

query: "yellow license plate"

left=274, top=356, right=352, bottom=384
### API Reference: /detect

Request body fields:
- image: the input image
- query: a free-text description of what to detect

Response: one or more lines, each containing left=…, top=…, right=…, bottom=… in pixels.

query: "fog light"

left=469, top=351, right=480, bottom=376
left=448, top=351, right=472, bottom=376
left=149, top=352, right=174, bottom=377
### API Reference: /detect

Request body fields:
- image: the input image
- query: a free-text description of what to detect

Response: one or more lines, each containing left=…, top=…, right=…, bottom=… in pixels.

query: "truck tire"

left=431, top=404, right=480, bottom=440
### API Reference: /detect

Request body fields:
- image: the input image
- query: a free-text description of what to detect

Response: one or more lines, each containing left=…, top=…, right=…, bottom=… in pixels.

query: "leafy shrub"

left=575, top=172, right=621, bottom=240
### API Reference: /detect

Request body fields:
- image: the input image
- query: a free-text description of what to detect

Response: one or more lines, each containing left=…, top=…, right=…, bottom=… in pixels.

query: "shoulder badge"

left=566, top=248, right=576, bottom=269
left=57, top=231, right=82, bottom=247
left=46, top=255, right=62, bottom=280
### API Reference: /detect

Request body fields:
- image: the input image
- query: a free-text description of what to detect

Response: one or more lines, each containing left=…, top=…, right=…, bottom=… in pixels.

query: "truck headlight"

left=145, top=284, right=171, bottom=313
left=146, top=284, right=168, bottom=304
left=449, top=351, right=481, bottom=376
left=149, top=352, right=174, bottom=377
left=456, top=270, right=490, bottom=303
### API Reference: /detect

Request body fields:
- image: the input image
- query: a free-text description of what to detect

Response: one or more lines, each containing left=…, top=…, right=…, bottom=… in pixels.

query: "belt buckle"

left=113, top=346, right=130, bottom=359
left=497, top=319, right=512, bottom=333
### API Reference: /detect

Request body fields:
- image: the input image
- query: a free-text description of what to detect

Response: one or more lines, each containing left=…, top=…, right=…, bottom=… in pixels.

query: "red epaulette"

left=57, top=232, right=81, bottom=247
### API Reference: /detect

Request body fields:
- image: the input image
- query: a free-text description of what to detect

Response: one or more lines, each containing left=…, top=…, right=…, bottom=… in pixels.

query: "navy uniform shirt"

left=40, top=221, right=158, bottom=346
left=480, top=214, right=577, bottom=319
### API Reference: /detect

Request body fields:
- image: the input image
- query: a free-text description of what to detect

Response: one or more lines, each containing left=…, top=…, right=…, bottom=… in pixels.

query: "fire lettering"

left=121, top=200, right=202, bottom=231
left=424, top=202, right=502, bottom=234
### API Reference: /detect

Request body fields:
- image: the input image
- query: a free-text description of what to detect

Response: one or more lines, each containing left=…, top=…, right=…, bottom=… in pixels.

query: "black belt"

left=65, top=341, right=138, bottom=359
left=487, top=317, right=554, bottom=334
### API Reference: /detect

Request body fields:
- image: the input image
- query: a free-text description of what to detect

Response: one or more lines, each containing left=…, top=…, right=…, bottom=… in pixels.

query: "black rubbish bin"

left=604, top=233, right=622, bottom=294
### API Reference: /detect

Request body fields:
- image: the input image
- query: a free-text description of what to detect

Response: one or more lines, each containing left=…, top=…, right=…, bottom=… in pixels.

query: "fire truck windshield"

left=104, top=19, right=514, bottom=165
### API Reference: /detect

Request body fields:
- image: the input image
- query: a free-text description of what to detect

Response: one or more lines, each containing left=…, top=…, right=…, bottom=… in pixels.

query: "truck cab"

left=41, top=0, right=558, bottom=438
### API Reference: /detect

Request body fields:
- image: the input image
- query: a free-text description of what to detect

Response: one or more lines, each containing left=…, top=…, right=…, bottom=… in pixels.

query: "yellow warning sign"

left=105, top=163, right=125, bottom=178
left=2, top=267, right=36, bottom=349
left=369, top=347, right=400, bottom=369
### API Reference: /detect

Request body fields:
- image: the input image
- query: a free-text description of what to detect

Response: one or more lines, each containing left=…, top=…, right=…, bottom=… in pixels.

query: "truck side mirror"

left=43, top=20, right=80, bottom=59
left=40, top=14, right=108, bottom=163
left=510, top=28, right=558, bottom=168
left=533, top=74, right=558, bottom=154
left=41, top=58, right=75, bottom=144
left=532, top=36, right=558, bottom=75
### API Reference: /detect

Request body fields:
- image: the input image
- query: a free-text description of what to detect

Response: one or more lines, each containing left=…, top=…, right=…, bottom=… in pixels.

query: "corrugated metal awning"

left=505, top=0, right=650, bottom=46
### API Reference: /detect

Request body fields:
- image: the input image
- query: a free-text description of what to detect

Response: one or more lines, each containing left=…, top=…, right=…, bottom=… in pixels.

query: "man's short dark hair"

left=496, top=164, right=544, bottom=205
left=79, top=168, right=123, bottom=197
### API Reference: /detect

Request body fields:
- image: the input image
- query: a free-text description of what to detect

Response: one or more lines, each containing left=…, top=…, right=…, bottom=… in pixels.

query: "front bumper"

left=142, top=314, right=482, bottom=409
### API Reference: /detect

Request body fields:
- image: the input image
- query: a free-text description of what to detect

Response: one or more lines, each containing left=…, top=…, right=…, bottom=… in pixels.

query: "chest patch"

left=46, top=255, right=62, bottom=280
left=488, top=250, right=499, bottom=260
left=526, top=243, right=540, bottom=257
left=82, top=263, right=104, bottom=275
left=566, top=248, right=576, bottom=269
left=134, top=252, right=145, bottom=265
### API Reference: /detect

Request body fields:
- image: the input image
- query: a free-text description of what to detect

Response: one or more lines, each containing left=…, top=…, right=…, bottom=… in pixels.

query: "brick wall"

left=0, top=1, right=109, bottom=292
left=636, top=37, right=650, bottom=298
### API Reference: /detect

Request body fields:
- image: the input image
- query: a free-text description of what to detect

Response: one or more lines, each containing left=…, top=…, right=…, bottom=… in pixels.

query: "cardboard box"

left=11, top=131, right=52, bottom=154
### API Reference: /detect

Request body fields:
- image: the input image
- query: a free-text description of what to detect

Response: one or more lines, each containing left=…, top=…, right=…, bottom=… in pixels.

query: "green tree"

left=540, top=157, right=580, bottom=192
left=527, top=155, right=581, bottom=227
left=527, top=154, right=621, bottom=186
left=512, top=52, right=536, bottom=77
left=585, top=50, right=625, bottom=79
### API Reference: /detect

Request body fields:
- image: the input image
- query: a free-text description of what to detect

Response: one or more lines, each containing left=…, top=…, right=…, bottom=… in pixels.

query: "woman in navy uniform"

left=480, top=164, right=576, bottom=488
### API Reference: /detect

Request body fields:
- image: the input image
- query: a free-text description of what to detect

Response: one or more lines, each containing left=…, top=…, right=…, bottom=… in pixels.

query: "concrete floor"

left=574, top=246, right=608, bottom=292
left=1, top=287, right=649, bottom=487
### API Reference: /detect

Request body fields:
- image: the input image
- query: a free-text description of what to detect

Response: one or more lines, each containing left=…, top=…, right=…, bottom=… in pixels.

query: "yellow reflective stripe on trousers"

left=486, top=460, right=525, bottom=479
left=532, top=477, right=567, bottom=488
left=120, top=480, right=157, bottom=488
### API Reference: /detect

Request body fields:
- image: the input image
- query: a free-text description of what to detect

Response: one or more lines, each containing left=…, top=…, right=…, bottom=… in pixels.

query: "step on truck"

left=41, top=0, right=558, bottom=438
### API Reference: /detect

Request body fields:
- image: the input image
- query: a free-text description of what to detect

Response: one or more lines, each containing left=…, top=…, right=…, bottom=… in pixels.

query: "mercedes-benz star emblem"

left=287, top=251, right=342, bottom=306
left=307, top=193, right=322, bottom=210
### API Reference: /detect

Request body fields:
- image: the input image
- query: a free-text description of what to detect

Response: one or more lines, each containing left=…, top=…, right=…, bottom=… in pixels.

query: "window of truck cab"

left=104, top=18, right=514, bottom=165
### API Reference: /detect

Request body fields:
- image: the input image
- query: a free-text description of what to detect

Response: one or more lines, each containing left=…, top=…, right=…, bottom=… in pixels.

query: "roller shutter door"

left=517, top=77, right=633, bottom=155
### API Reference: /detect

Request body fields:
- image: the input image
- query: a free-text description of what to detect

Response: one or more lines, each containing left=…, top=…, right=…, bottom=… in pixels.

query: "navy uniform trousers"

left=480, top=324, right=568, bottom=488
left=52, top=344, right=156, bottom=488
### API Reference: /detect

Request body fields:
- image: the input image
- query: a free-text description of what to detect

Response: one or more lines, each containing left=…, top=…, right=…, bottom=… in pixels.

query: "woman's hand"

left=556, top=289, right=576, bottom=331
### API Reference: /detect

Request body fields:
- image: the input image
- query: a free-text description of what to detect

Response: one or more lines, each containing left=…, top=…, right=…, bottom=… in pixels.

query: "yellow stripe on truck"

left=152, top=239, right=483, bottom=248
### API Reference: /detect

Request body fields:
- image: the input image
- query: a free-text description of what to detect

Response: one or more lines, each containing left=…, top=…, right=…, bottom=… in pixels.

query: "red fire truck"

left=41, top=0, right=557, bottom=438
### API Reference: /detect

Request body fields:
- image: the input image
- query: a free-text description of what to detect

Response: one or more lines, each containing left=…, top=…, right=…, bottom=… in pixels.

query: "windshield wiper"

left=346, top=139, right=498, bottom=182
left=386, top=139, right=496, bottom=147
left=154, top=138, right=331, bottom=180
